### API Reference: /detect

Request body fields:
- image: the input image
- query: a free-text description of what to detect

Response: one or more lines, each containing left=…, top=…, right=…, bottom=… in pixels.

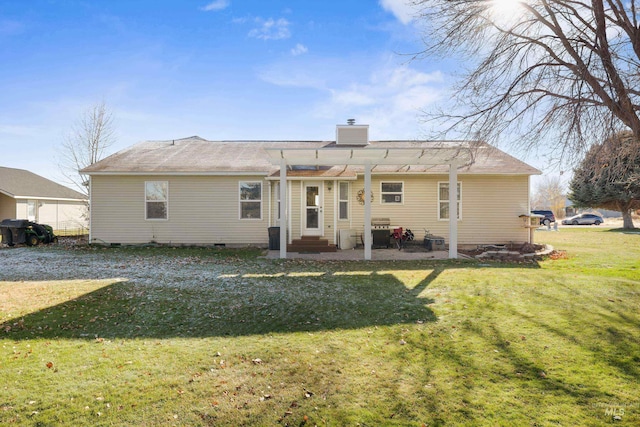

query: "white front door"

left=303, top=183, right=323, bottom=236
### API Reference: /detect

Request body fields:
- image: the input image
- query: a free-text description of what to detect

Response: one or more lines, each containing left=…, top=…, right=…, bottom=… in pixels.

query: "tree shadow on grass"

left=0, top=263, right=464, bottom=340
left=605, top=227, right=640, bottom=233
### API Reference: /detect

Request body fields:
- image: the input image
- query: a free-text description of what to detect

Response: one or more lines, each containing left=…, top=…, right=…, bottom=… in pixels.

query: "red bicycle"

left=392, top=227, right=414, bottom=250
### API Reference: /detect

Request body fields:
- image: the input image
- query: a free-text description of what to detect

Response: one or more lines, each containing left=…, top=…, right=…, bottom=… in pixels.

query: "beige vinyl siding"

left=345, top=175, right=434, bottom=237
left=0, top=193, right=16, bottom=220
left=289, top=181, right=302, bottom=241
left=270, top=182, right=281, bottom=227
left=90, top=173, right=530, bottom=246
left=336, top=174, right=530, bottom=246
left=90, top=175, right=270, bottom=245
left=1, top=198, right=85, bottom=230
left=323, top=181, right=336, bottom=244
left=38, top=200, right=87, bottom=230
left=15, top=200, right=27, bottom=219
left=453, top=175, right=529, bottom=244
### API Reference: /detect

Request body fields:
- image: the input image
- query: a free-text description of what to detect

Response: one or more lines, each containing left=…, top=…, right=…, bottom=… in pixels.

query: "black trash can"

left=424, top=236, right=432, bottom=251
left=268, top=227, right=280, bottom=250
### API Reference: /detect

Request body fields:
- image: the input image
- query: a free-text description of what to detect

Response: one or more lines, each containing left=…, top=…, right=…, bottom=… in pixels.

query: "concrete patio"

left=263, top=247, right=463, bottom=261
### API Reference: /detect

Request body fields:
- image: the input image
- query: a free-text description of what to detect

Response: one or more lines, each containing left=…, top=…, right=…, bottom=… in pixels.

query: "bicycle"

left=392, top=227, right=414, bottom=250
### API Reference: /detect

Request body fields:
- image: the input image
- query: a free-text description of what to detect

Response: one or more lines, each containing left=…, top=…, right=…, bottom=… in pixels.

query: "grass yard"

left=0, top=228, right=639, bottom=426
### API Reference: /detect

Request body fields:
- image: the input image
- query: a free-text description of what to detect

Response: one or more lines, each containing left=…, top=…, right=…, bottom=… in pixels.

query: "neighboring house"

left=0, top=166, right=88, bottom=231
left=81, top=124, right=541, bottom=259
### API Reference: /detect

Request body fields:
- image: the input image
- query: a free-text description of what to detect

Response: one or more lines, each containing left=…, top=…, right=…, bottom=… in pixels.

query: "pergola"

left=265, top=145, right=473, bottom=260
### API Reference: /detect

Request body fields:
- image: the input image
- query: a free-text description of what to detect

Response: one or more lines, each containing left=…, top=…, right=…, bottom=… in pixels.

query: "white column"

left=333, top=179, right=338, bottom=246
left=449, top=162, right=458, bottom=259
left=279, top=158, right=287, bottom=259
left=364, top=161, right=372, bottom=260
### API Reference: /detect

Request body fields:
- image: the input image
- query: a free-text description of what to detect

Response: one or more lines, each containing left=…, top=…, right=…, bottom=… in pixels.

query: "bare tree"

left=59, top=102, right=116, bottom=196
left=532, top=175, right=566, bottom=218
left=412, top=0, right=640, bottom=168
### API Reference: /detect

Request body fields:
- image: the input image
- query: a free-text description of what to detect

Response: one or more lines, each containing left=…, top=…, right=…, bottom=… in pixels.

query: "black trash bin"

left=268, top=226, right=280, bottom=250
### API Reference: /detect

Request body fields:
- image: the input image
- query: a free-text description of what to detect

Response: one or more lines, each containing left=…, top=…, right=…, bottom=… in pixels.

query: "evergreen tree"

left=569, top=132, right=640, bottom=229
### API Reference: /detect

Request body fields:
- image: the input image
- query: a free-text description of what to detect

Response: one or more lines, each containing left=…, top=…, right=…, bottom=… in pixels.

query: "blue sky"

left=0, top=0, right=550, bottom=187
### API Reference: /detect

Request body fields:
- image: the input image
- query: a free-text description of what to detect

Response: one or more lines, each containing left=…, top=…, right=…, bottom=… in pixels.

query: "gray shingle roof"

left=81, top=136, right=541, bottom=176
left=0, top=166, right=86, bottom=200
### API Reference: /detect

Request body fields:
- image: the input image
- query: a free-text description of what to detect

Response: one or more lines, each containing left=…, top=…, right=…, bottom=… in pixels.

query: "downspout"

left=288, top=181, right=292, bottom=244
left=88, top=176, right=93, bottom=244
left=333, top=179, right=337, bottom=246
left=449, top=162, right=458, bottom=259
left=364, top=162, right=372, bottom=260
left=279, top=159, right=287, bottom=259
left=527, top=175, right=532, bottom=244
left=267, top=181, right=271, bottom=227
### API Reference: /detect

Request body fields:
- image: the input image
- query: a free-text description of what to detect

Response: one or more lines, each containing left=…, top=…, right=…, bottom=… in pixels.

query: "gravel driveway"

left=0, top=245, right=245, bottom=287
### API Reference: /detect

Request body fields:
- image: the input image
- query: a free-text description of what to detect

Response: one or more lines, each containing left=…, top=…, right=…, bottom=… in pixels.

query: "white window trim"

left=145, top=181, right=169, bottom=221
left=380, top=181, right=404, bottom=204
left=338, top=181, right=350, bottom=221
left=438, top=181, right=462, bottom=221
left=239, top=181, right=263, bottom=220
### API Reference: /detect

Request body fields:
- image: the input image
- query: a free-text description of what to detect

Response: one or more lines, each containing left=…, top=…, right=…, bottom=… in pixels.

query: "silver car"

left=562, top=213, right=604, bottom=225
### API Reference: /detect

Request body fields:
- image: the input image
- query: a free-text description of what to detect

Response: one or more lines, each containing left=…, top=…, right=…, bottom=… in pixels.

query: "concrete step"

left=290, top=238, right=331, bottom=246
left=287, top=235, right=337, bottom=253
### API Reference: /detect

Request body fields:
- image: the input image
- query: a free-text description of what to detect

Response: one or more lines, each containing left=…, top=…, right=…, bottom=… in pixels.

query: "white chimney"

left=336, top=121, right=369, bottom=145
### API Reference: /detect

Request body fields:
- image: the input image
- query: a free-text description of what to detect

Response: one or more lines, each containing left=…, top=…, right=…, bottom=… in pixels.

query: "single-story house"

left=81, top=124, right=541, bottom=259
left=0, top=166, right=88, bottom=232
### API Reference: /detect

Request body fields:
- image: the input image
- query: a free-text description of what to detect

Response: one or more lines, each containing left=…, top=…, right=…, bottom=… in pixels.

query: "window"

left=438, top=182, right=461, bottom=220
left=145, top=181, right=168, bottom=220
left=381, top=182, right=403, bottom=204
left=240, top=181, right=262, bottom=219
left=338, top=182, right=349, bottom=220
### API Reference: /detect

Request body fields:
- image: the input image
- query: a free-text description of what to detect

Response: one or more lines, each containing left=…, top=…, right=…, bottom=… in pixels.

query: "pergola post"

left=279, top=158, right=287, bottom=259
left=449, top=162, right=458, bottom=259
left=364, top=161, right=372, bottom=260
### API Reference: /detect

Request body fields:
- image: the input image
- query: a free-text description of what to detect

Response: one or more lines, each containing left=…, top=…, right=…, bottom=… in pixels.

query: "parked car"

left=562, top=213, right=604, bottom=226
left=531, top=210, right=556, bottom=226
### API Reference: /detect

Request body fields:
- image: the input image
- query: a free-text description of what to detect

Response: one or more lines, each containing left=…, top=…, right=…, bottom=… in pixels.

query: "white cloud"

left=291, top=43, right=308, bottom=56
left=257, top=53, right=448, bottom=138
left=258, top=63, right=326, bottom=89
left=248, top=18, right=291, bottom=40
left=379, top=0, right=415, bottom=25
left=316, top=65, right=446, bottom=139
left=200, top=0, right=229, bottom=12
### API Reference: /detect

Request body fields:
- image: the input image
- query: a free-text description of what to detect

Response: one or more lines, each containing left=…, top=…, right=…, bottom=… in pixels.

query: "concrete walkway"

left=263, top=248, right=462, bottom=261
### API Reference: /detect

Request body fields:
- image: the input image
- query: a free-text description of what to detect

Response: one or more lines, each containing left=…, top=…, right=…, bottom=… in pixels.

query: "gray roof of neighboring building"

left=81, top=136, right=541, bottom=176
left=0, top=166, right=86, bottom=200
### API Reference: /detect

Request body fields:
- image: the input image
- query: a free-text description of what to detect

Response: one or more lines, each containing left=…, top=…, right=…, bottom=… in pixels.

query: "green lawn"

left=1, top=228, right=639, bottom=426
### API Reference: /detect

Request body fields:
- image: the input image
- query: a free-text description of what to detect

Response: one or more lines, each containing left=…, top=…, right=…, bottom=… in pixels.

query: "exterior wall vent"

left=336, top=123, right=369, bottom=146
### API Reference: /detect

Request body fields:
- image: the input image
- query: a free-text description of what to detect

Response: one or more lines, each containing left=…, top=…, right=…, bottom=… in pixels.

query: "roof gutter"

left=13, top=195, right=87, bottom=202
left=84, top=171, right=271, bottom=177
